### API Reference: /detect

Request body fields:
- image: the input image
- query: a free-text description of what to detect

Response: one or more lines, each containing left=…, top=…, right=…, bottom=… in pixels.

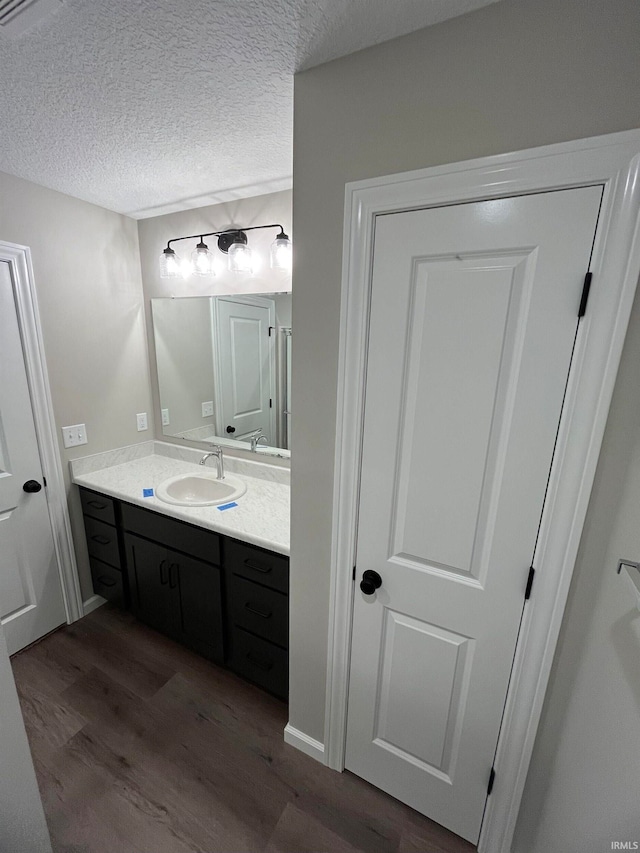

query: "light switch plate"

left=62, top=423, right=87, bottom=448
left=201, top=401, right=214, bottom=418
left=136, top=412, right=148, bottom=431
left=161, top=408, right=170, bottom=426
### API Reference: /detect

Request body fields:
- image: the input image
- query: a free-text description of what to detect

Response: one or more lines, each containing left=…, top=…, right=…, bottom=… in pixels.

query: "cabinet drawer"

left=229, top=628, right=288, bottom=700
left=90, top=558, right=123, bottom=604
left=84, top=515, right=121, bottom=568
left=230, top=575, right=288, bottom=648
left=80, top=488, right=116, bottom=526
left=226, top=539, right=289, bottom=594
left=121, top=503, right=220, bottom=566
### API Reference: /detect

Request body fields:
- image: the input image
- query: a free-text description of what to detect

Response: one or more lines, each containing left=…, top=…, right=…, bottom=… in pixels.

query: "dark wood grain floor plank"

left=12, top=641, right=91, bottom=697
left=150, top=670, right=289, bottom=763
left=265, top=802, right=368, bottom=853
left=47, top=783, right=197, bottom=853
left=29, top=738, right=112, bottom=821
left=16, top=679, right=87, bottom=750
left=63, top=727, right=230, bottom=853
left=55, top=616, right=176, bottom=699
left=398, top=827, right=471, bottom=853
left=60, top=666, right=185, bottom=758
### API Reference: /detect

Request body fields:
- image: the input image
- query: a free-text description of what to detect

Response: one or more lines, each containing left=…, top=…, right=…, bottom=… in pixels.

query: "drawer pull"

left=244, top=602, right=272, bottom=619
left=87, top=500, right=107, bottom=510
left=244, top=559, right=272, bottom=574
left=169, top=562, right=178, bottom=590
left=159, top=559, right=169, bottom=585
left=91, top=534, right=111, bottom=545
left=245, top=652, right=273, bottom=671
left=97, top=575, right=117, bottom=587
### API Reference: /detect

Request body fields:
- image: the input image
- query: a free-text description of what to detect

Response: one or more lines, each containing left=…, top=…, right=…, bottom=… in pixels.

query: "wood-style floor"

left=11, top=606, right=475, bottom=853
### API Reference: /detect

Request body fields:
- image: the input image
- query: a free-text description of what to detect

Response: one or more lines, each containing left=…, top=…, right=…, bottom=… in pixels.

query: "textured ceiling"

left=0, top=0, right=497, bottom=218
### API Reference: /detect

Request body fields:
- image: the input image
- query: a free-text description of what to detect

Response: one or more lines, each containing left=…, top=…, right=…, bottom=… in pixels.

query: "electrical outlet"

left=62, top=423, right=88, bottom=448
left=161, top=408, right=170, bottom=426
left=201, top=401, right=214, bottom=418
left=136, top=412, right=148, bottom=431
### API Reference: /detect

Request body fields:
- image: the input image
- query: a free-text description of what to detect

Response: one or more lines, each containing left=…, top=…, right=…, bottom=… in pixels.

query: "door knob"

left=360, top=570, right=382, bottom=595
left=23, top=480, right=42, bottom=493
left=226, top=426, right=236, bottom=434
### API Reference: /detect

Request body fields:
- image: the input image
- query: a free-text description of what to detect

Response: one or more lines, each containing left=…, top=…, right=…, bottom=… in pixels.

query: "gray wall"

left=137, top=190, right=292, bottom=443
left=0, top=170, right=152, bottom=600
left=152, top=297, right=216, bottom=437
left=514, top=284, right=640, bottom=851
left=290, top=0, right=640, bottom=846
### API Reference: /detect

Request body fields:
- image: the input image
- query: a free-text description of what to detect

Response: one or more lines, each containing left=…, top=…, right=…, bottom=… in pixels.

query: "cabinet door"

left=175, top=553, right=224, bottom=663
left=125, top=533, right=179, bottom=639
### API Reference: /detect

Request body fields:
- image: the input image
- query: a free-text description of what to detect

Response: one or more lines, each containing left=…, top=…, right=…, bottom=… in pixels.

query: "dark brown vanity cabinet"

left=122, top=504, right=224, bottom=665
left=79, top=487, right=289, bottom=700
left=225, top=539, right=289, bottom=699
left=80, top=489, right=125, bottom=606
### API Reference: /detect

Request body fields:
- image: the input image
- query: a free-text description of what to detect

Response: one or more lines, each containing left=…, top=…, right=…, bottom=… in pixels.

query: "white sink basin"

left=156, top=472, right=247, bottom=507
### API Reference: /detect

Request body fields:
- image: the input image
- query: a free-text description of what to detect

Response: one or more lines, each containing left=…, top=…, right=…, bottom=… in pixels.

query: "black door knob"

left=360, top=570, right=382, bottom=595
left=226, top=426, right=236, bottom=434
left=23, top=480, right=42, bottom=493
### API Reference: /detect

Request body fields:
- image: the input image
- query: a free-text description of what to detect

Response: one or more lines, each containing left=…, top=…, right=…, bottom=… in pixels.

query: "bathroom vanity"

left=73, top=442, right=290, bottom=700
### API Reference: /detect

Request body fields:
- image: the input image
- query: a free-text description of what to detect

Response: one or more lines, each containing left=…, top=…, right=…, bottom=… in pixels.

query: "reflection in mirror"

left=152, top=293, right=291, bottom=457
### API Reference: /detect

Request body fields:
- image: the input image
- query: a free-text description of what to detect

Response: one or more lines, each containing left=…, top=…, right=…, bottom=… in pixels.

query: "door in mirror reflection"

left=215, top=297, right=274, bottom=442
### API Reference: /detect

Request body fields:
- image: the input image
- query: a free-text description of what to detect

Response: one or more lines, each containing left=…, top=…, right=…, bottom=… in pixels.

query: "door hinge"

left=353, top=565, right=356, bottom=581
left=525, top=566, right=535, bottom=601
left=578, top=272, right=592, bottom=318
left=269, top=398, right=273, bottom=408
left=42, top=476, right=47, bottom=488
left=269, top=325, right=275, bottom=337
left=487, top=767, right=496, bottom=796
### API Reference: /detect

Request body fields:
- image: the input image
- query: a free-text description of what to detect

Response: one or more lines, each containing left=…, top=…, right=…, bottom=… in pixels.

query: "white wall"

left=274, top=293, right=292, bottom=328
left=136, top=189, right=292, bottom=443
left=290, top=0, right=640, bottom=846
left=0, top=170, right=152, bottom=600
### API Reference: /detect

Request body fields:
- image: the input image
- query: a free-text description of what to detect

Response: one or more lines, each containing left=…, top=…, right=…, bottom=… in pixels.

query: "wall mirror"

left=151, top=293, right=291, bottom=457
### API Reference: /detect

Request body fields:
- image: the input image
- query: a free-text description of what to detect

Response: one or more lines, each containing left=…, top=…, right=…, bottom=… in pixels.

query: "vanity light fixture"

left=159, top=224, right=292, bottom=279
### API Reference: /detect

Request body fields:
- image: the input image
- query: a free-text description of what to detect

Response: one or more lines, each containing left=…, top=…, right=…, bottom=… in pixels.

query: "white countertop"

left=71, top=441, right=290, bottom=555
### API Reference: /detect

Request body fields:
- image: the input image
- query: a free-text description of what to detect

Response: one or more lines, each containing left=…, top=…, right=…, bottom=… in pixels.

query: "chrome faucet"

left=250, top=433, right=269, bottom=452
left=199, top=446, right=224, bottom=480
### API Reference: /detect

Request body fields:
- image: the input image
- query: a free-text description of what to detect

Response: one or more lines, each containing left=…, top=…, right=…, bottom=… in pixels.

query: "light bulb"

left=228, top=242, right=254, bottom=273
left=180, top=258, right=193, bottom=279
left=191, top=240, right=215, bottom=277
left=270, top=232, right=292, bottom=271
left=159, top=247, right=181, bottom=278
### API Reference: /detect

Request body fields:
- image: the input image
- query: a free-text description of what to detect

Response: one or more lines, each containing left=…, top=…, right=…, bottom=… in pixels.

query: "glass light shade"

left=191, top=242, right=215, bottom=277
left=159, top=247, right=181, bottom=278
left=270, top=234, right=292, bottom=271
left=228, top=241, right=253, bottom=273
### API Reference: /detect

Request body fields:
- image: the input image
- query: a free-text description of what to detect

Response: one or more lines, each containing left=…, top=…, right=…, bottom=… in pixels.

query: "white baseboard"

left=82, top=594, right=106, bottom=616
left=284, top=723, right=326, bottom=764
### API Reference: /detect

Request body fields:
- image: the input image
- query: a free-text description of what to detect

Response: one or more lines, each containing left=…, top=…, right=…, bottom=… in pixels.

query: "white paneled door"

left=0, top=261, right=66, bottom=654
left=345, top=187, right=602, bottom=843
left=216, top=297, right=274, bottom=443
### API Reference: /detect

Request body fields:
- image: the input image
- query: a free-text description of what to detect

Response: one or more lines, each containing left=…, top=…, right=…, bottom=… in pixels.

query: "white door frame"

left=325, top=130, right=640, bottom=852
left=0, top=241, right=83, bottom=625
